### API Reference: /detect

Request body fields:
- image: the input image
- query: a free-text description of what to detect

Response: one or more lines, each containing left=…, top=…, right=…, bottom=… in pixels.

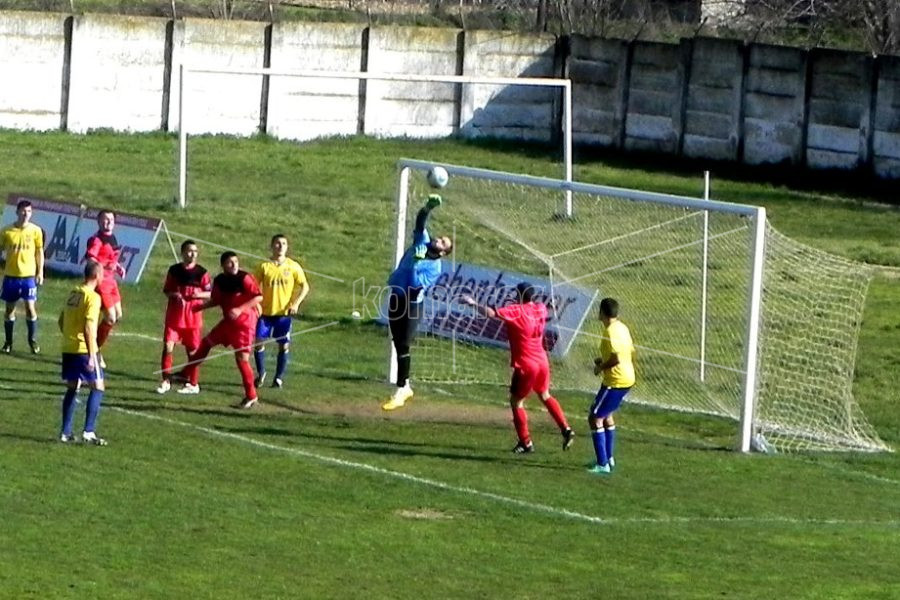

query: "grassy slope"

left=0, top=131, right=898, bottom=598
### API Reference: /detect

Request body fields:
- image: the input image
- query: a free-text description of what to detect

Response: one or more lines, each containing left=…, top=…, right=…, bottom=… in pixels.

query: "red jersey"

left=164, top=263, right=212, bottom=330
left=211, top=270, right=261, bottom=328
left=85, top=232, right=121, bottom=274
left=496, top=302, right=549, bottom=370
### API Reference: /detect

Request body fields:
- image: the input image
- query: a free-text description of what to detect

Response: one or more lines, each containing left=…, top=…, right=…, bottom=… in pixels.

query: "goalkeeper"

left=381, top=194, right=453, bottom=411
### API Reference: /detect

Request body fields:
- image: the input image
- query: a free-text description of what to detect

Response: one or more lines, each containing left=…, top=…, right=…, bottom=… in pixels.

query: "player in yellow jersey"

left=1, top=200, right=45, bottom=354
left=253, top=234, right=310, bottom=388
left=588, top=298, right=635, bottom=475
left=58, top=261, right=107, bottom=445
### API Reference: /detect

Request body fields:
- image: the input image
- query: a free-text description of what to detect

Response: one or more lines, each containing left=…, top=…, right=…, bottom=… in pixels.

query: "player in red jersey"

left=84, top=209, right=126, bottom=356
left=156, top=239, right=212, bottom=395
left=463, top=282, right=575, bottom=453
left=184, top=251, right=263, bottom=408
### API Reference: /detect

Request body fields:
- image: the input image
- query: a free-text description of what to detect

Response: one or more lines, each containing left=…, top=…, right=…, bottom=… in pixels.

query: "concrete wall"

left=461, top=30, right=560, bottom=142
left=169, top=18, right=266, bottom=136
left=68, top=14, right=169, bottom=133
left=568, top=36, right=629, bottom=146
left=0, top=11, right=68, bottom=131
left=806, top=49, right=873, bottom=170
left=624, top=41, right=686, bottom=153
left=873, top=55, right=900, bottom=178
left=365, top=26, right=460, bottom=138
left=682, top=37, right=743, bottom=160
left=268, top=22, right=364, bottom=141
left=742, top=44, right=806, bottom=166
left=0, top=10, right=898, bottom=180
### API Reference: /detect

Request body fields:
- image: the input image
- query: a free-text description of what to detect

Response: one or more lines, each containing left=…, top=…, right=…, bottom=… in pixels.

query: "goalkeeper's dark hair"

left=180, top=239, right=197, bottom=252
left=599, top=297, right=620, bottom=319
left=220, top=251, right=238, bottom=265
left=516, top=282, right=536, bottom=303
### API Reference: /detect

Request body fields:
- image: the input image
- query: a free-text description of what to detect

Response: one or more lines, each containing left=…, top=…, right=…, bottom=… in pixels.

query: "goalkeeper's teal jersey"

left=388, top=227, right=442, bottom=303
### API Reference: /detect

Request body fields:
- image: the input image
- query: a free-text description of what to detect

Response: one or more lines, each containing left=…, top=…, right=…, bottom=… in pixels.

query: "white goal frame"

left=393, top=159, right=767, bottom=453
left=176, top=64, right=573, bottom=211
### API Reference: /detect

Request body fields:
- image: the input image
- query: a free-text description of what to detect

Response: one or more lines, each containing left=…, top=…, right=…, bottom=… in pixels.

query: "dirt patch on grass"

left=395, top=508, right=458, bottom=520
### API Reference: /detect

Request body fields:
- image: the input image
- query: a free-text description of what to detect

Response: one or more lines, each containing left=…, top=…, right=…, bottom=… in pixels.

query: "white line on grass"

left=109, top=406, right=900, bottom=529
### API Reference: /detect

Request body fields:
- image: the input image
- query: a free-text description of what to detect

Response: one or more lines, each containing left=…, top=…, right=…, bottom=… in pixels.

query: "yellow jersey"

left=599, top=319, right=635, bottom=388
left=1, top=223, right=43, bottom=277
left=255, top=257, right=307, bottom=316
left=60, top=284, right=101, bottom=354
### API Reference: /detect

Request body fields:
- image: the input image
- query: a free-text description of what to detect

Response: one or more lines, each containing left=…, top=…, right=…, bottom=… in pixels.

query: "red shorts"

left=509, top=362, right=550, bottom=400
left=204, top=319, right=255, bottom=351
left=163, top=325, right=202, bottom=350
left=97, top=277, right=121, bottom=310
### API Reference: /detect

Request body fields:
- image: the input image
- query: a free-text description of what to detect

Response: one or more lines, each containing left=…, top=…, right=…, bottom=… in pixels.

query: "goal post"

left=176, top=64, right=573, bottom=210
left=391, top=159, right=890, bottom=454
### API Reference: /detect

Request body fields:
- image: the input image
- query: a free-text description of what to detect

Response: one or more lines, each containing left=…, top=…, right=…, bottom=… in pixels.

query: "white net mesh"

left=393, top=162, right=889, bottom=453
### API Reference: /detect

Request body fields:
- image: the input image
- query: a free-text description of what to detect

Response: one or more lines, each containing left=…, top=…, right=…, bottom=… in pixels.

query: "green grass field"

left=1, top=130, right=898, bottom=598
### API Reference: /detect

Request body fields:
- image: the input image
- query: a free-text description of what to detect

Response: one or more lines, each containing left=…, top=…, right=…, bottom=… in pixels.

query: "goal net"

left=391, top=160, right=889, bottom=454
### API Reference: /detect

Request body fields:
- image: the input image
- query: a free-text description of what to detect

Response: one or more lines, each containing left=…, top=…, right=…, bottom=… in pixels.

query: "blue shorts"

left=589, top=385, right=632, bottom=419
left=256, top=315, right=292, bottom=344
left=1, top=276, right=37, bottom=303
left=61, top=353, right=104, bottom=383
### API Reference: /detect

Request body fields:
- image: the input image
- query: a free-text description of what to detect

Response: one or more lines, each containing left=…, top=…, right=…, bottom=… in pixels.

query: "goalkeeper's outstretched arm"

left=413, top=194, right=442, bottom=234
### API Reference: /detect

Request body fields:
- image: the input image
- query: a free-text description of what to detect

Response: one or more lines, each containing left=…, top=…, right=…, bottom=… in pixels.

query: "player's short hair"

left=220, top=251, right=238, bottom=265
left=180, top=239, right=197, bottom=252
left=599, top=297, right=620, bottom=319
left=97, top=208, right=115, bottom=220
left=517, top=282, right=536, bottom=303
left=84, top=260, right=103, bottom=280
left=16, top=200, right=31, bottom=211
left=271, top=233, right=288, bottom=245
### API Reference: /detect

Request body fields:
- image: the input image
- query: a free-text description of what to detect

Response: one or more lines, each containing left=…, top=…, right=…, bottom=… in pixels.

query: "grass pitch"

left=0, top=131, right=898, bottom=598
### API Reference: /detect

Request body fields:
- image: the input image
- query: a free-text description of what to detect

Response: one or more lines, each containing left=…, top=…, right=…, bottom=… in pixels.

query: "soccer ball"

left=427, top=166, right=449, bottom=189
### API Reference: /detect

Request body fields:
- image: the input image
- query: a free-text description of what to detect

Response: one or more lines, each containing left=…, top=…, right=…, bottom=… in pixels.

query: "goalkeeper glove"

left=426, top=194, right=442, bottom=210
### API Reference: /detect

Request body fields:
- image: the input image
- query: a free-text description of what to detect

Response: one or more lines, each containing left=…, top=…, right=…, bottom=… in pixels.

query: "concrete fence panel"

left=268, top=22, right=364, bottom=141
left=0, top=11, right=68, bottom=131
left=169, top=18, right=266, bottom=136
left=67, top=14, right=169, bottom=133
left=364, top=26, right=461, bottom=138
left=742, top=43, right=806, bottom=166
left=682, top=37, right=743, bottom=160
left=624, top=40, right=685, bottom=153
left=873, top=55, right=900, bottom=179
left=461, top=30, right=560, bottom=142
left=568, top=35, right=629, bottom=146
left=806, top=49, right=873, bottom=171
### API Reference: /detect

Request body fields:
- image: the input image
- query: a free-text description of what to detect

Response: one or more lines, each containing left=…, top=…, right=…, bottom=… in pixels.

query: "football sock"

left=161, top=351, right=173, bottom=379
left=26, top=318, right=37, bottom=344
left=605, top=425, right=616, bottom=462
left=275, top=349, right=289, bottom=380
left=592, top=428, right=608, bottom=466
left=397, top=353, right=411, bottom=388
left=236, top=358, right=256, bottom=399
left=4, top=319, right=13, bottom=345
left=186, top=341, right=212, bottom=385
left=84, top=389, right=104, bottom=433
left=254, top=348, right=266, bottom=376
left=61, top=388, right=78, bottom=436
left=512, top=405, right=530, bottom=445
left=97, top=321, right=113, bottom=348
left=542, top=396, right=569, bottom=430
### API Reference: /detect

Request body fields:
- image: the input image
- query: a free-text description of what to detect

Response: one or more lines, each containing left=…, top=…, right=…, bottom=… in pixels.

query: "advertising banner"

left=3, top=194, right=162, bottom=284
left=378, top=261, right=597, bottom=358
